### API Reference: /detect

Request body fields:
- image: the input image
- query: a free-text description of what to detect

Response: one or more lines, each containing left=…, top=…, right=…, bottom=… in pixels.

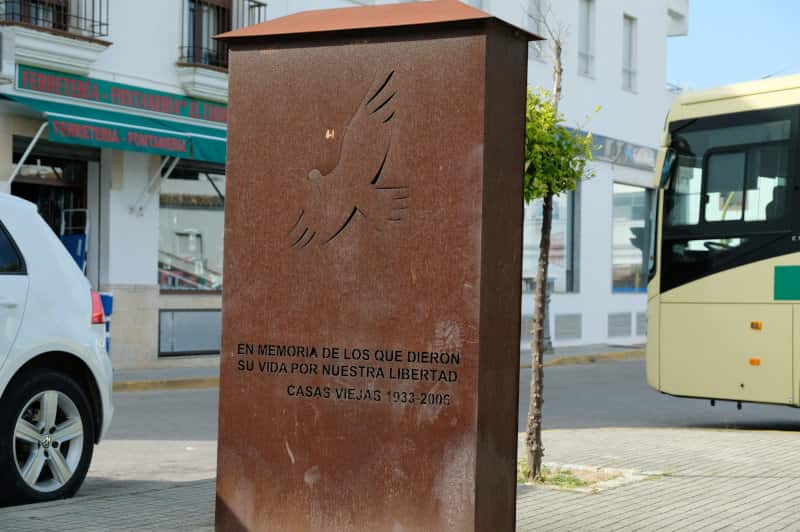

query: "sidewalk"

left=516, top=428, right=800, bottom=531
left=112, top=343, right=645, bottom=391
left=3, top=427, right=799, bottom=530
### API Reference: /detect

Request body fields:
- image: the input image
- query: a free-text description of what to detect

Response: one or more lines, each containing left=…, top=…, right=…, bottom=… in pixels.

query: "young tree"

left=524, top=6, right=595, bottom=481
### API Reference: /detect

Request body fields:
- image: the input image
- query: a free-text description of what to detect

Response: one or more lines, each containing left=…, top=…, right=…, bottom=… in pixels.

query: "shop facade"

left=0, top=64, right=229, bottom=368
left=0, top=0, right=689, bottom=368
left=0, top=0, right=376, bottom=369
left=0, top=0, right=245, bottom=368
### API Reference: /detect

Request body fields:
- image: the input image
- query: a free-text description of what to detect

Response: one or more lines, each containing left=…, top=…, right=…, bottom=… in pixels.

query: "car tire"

left=0, top=370, right=95, bottom=506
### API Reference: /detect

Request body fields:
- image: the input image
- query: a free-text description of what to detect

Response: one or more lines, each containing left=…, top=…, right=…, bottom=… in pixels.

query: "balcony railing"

left=179, top=0, right=267, bottom=70
left=0, top=0, right=109, bottom=38
left=180, top=0, right=230, bottom=69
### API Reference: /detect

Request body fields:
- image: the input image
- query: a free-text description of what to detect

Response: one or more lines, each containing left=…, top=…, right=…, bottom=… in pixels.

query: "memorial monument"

left=215, top=2, right=537, bottom=530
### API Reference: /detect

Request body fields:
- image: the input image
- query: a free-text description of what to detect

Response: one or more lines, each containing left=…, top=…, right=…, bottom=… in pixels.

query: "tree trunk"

left=551, top=38, right=563, bottom=112
left=526, top=192, right=553, bottom=480
left=525, top=31, right=562, bottom=482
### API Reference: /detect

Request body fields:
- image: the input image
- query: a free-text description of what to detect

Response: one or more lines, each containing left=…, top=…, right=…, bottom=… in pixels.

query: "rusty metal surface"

left=474, top=23, right=527, bottom=531
left=216, top=21, right=526, bottom=532
left=216, top=0, right=542, bottom=42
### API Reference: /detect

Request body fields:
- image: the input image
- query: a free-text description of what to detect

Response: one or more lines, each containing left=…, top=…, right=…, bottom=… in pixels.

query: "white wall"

left=89, top=0, right=375, bottom=92
left=515, top=0, right=670, bottom=148
left=100, top=150, right=159, bottom=286
left=91, top=0, right=184, bottom=92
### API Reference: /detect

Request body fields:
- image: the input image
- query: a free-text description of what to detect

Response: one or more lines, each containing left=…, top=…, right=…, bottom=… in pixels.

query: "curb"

left=520, top=349, right=645, bottom=369
left=113, top=350, right=646, bottom=392
left=113, top=377, right=220, bottom=392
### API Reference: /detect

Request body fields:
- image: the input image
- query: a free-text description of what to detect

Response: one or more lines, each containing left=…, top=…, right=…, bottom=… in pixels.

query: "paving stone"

left=4, top=428, right=800, bottom=530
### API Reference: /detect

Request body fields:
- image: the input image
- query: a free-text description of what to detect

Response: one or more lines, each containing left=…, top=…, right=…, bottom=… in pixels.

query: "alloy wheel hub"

left=13, top=390, right=84, bottom=493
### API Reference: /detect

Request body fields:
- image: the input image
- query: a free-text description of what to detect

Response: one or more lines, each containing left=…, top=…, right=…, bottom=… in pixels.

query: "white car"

left=0, top=193, right=113, bottom=505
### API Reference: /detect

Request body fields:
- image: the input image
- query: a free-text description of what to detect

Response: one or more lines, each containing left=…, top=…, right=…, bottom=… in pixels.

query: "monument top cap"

left=216, top=0, right=542, bottom=42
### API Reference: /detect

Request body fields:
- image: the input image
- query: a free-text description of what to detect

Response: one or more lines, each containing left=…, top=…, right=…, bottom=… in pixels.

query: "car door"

left=0, top=220, right=28, bottom=363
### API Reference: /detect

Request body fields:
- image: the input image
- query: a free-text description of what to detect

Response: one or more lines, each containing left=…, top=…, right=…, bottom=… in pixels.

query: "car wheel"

left=0, top=370, right=95, bottom=506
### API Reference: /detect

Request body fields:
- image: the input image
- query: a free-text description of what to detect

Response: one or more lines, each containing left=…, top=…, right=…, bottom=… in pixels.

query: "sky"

left=667, top=0, right=800, bottom=90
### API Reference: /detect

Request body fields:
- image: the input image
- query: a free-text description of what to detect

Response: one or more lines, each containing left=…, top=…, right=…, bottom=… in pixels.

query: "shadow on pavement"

left=686, top=420, right=800, bottom=432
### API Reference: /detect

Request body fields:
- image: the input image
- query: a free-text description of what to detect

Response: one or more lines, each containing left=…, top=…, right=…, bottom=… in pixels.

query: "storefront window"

left=612, top=183, right=654, bottom=293
left=10, top=157, right=87, bottom=235
left=159, top=164, right=225, bottom=291
left=522, top=192, right=576, bottom=293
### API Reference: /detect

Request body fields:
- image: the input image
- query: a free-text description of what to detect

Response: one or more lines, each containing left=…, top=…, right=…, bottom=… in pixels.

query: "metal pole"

left=8, top=121, right=48, bottom=185
left=203, top=172, right=225, bottom=203
left=130, top=156, right=176, bottom=215
left=138, top=156, right=181, bottom=214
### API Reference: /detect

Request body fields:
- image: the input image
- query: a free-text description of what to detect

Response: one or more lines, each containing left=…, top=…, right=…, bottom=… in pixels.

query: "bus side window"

left=744, top=142, right=789, bottom=222
left=666, top=155, right=702, bottom=227
left=702, top=142, right=790, bottom=224
left=704, top=151, right=746, bottom=223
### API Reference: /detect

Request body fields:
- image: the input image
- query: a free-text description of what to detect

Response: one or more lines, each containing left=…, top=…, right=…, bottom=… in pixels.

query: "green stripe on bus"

left=774, top=266, right=800, bottom=300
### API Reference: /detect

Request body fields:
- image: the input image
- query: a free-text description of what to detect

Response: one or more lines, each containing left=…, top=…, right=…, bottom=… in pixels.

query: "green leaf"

left=523, top=88, right=598, bottom=204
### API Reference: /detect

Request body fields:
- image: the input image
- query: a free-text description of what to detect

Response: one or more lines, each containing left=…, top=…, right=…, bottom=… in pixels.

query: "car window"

left=0, top=222, right=25, bottom=274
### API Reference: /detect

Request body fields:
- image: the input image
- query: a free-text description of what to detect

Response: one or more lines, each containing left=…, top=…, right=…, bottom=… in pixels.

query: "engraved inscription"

left=235, top=342, right=461, bottom=407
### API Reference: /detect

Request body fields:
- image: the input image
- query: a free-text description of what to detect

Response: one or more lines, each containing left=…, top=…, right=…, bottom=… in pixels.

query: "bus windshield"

left=660, top=106, right=797, bottom=292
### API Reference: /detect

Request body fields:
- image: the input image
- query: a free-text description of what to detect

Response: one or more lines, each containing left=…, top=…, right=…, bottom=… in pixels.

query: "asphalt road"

left=103, top=358, right=800, bottom=442
left=72, top=360, right=800, bottom=499
left=104, top=387, right=219, bottom=442
left=519, top=359, right=800, bottom=432
left=78, top=389, right=219, bottom=499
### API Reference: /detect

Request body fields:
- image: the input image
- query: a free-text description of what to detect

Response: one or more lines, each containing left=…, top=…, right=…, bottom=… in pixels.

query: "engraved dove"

left=288, top=70, right=409, bottom=248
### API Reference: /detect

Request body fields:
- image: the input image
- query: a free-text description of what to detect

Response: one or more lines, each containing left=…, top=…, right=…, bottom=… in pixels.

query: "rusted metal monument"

left=215, top=2, right=537, bottom=530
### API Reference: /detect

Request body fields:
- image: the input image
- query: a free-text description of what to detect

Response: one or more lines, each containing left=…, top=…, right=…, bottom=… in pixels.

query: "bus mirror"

left=629, top=226, right=646, bottom=253
left=655, top=147, right=676, bottom=189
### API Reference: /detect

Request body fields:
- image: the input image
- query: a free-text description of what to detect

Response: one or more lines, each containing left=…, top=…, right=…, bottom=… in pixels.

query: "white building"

left=0, top=0, right=687, bottom=369
left=494, top=0, right=689, bottom=346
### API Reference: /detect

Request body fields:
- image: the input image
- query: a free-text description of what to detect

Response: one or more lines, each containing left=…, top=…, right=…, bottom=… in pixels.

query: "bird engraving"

left=288, top=70, right=409, bottom=248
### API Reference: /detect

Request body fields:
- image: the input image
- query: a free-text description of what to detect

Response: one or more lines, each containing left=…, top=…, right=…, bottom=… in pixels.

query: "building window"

left=522, top=192, right=577, bottom=293
left=246, top=0, right=265, bottom=25
left=622, top=15, right=637, bottom=92
left=0, top=0, right=109, bottom=37
left=180, top=0, right=232, bottom=69
left=232, top=0, right=266, bottom=28
left=159, top=162, right=225, bottom=292
left=578, top=0, right=594, bottom=77
left=159, top=309, right=221, bottom=356
left=612, top=183, right=654, bottom=293
left=526, top=0, right=545, bottom=60
left=3, top=0, right=67, bottom=30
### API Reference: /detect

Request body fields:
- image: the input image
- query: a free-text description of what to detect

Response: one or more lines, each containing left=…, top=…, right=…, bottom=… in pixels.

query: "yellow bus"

left=648, top=74, right=800, bottom=407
